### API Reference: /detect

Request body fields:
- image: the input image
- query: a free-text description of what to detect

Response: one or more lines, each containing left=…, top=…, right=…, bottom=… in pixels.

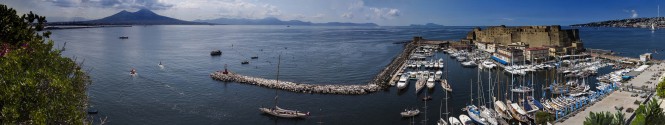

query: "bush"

left=535, top=111, right=555, bottom=124
left=0, top=4, right=90, bottom=124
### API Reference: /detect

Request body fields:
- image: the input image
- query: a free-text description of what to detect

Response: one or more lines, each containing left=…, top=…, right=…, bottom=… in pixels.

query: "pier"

left=210, top=39, right=420, bottom=95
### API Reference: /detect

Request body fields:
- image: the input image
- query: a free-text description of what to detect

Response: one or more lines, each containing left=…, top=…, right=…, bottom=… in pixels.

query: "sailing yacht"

left=449, top=116, right=463, bottom=125
left=651, top=23, right=656, bottom=31
left=427, top=72, right=436, bottom=89
left=259, top=55, right=310, bottom=118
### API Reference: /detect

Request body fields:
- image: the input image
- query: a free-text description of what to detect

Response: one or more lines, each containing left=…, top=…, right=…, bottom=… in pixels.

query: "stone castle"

left=465, top=25, right=584, bottom=54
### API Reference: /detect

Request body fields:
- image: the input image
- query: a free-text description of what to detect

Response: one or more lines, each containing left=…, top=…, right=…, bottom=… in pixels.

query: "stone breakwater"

left=210, top=72, right=382, bottom=95
left=210, top=41, right=417, bottom=95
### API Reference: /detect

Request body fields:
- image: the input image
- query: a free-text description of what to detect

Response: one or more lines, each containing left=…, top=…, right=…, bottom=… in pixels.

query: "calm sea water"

left=48, top=25, right=664, bottom=124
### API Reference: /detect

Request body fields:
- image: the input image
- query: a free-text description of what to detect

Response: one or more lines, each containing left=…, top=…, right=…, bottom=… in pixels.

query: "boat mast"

left=275, top=54, right=281, bottom=108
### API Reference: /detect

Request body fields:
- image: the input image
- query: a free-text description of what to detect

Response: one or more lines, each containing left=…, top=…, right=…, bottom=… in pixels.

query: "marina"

left=44, top=25, right=665, bottom=124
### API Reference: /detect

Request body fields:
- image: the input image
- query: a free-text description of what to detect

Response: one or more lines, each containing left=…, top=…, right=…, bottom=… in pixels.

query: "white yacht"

left=427, top=72, right=435, bottom=89
left=461, top=61, right=477, bottom=67
left=397, top=73, right=409, bottom=90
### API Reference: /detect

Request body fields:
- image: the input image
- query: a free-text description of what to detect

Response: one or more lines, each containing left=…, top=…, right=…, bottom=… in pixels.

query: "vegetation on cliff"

left=0, top=4, right=90, bottom=124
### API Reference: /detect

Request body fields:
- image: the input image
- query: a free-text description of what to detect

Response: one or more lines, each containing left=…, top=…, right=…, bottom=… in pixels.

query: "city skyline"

left=3, top=0, right=665, bottom=26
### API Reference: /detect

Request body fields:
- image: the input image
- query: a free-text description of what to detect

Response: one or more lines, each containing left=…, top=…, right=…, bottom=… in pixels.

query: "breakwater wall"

left=210, top=41, right=417, bottom=95
left=210, top=72, right=381, bottom=95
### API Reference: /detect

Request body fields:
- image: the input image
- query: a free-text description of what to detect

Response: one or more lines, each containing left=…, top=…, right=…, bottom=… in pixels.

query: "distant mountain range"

left=194, top=17, right=378, bottom=26
left=49, top=9, right=210, bottom=25
left=571, top=17, right=664, bottom=28
left=409, top=23, right=444, bottom=27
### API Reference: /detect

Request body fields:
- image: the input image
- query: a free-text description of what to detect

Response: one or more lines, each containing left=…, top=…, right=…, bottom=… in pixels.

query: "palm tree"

left=583, top=111, right=614, bottom=125
left=632, top=98, right=665, bottom=125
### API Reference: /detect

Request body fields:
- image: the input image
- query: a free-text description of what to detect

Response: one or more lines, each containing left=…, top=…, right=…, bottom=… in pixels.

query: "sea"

left=47, top=25, right=664, bottom=124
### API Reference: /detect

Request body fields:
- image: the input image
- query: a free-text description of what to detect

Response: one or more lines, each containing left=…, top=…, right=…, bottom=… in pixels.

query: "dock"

left=210, top=72, right=381, bottom=95
left=210, top=39, right=419, bottom=95
left=557, top=62, right=665, bottom=124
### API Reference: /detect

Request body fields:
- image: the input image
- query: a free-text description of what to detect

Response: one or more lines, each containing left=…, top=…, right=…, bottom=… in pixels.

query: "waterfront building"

left=524, top=47, right=550, bottom=63
left=475, top=41, right=495, bottom=53
left=492, top=46, right=524, bottom=65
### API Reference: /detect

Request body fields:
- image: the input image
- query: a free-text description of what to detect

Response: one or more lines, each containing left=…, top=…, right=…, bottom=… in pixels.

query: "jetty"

left=210, top=38, right=420, bottom=95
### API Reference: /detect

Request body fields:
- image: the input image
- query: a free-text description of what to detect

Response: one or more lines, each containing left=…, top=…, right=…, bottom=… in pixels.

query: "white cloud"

left=624, top=9, right=638, bottom=18
left=312, top=13, right=325, bottom=19
left=500, top=18, right=514, bottom=21
left=341, top=12, right=354, bottom=19
left=341, top=1, right=400, bottom=20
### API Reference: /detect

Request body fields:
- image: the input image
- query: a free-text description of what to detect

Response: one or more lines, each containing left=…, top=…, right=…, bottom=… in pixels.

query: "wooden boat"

left=259, top=106, right=309, bottom=118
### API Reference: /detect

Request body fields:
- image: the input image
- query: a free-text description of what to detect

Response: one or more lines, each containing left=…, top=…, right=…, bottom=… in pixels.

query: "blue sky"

left=2, top=0, right=663, bottom=26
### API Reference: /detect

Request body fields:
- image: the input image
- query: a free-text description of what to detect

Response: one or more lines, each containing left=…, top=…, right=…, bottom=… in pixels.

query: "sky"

left=2, top=0, right=664, bottom=26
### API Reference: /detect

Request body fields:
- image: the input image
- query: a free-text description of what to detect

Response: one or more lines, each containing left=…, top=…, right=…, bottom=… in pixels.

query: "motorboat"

left=481, top=60, right=496, bottom=69
left=210, top=50, right=222, bottom=56
left=118, top=36, right=129, bottom=39
left=241, top=60, right=249, bottom=64
left=427, top=72, right=436, bottom=89
left=461, top=61, right=477, bottom=67
left=400, top=109, right=420, bottom=117
left=397, top=73, right=409, bottom=90
left=260, top=106, right=309, bottom=118
left=435, top=70, right=443, bottom=81
left=130, top=68, right=137, bottom=76
left=479, top=106, right=498, bottom=125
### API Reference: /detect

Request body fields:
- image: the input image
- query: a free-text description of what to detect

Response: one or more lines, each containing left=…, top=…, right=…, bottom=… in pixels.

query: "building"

left=492, top=46, right=524, bottom=65
left=475, top=41, right=495, bottom=53
left=640, top=53, right=653, bottom=62
left=524, top=47, right=550, bottom=63
left=465, top=25, right=584, bottom=52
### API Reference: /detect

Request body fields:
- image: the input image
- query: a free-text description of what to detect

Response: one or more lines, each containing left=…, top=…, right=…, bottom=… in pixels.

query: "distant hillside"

left=49, top=9, right=210, bottom=25
left=409, top=23, right=444, bottom=27
left=194, top=17, right=378, bottom=26
left=571, top=17, right=664, bottom=28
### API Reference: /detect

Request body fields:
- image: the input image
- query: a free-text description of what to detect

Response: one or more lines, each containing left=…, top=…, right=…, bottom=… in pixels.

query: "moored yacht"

left=397, top=73, right=409, bottom=89
left=449, top=116, right=463, bottom=125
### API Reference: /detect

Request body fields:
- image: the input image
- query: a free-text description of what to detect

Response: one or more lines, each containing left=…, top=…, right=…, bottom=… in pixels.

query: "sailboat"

left=259, top=55, right=310, bottom=118
left=651, top=23, right=656, bottom=31
left=440, top=59, right=453, bottom=92
left=438, top=85, right=450, bottom=125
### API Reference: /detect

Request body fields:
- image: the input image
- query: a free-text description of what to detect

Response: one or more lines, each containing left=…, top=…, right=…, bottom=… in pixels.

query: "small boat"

left=210, top=50, right=222, bottom=56
left=449, top=116, right=463, bottom=125
left=158, top=62, right=164, bottom=68
left=130, top=68, right=137, bottom=76
left=259, top=106, right=309, bottom=118
left=400, top=109, right=420, bottom=117
left=119, top=36, right=129, bottom=39
left=241, top=60, right=249, bottom=64
left=458, top=114, right=473, bottom=125
left=251, top=55, right=258, bottom=59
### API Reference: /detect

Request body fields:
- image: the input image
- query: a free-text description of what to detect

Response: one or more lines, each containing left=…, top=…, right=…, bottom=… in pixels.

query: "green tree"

left=631, top=98, right=665, bottom=125
left=535, top=111, right=555, bottom=124
left=613, top=110, right=626, bottom=125
left=0, top=4, right=90, bottom=124
left=657, top=77, right=665, bottom=98
left=584, top=111, right=615, bottom=125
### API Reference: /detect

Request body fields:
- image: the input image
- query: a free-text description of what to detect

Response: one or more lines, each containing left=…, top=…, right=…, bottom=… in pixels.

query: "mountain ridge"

left=49, top=9, right=210, bottom=25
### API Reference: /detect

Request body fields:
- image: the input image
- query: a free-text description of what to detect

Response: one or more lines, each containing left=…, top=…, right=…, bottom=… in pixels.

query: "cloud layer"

left=340, top=1, right=400, bottom=20
left=46, top=0, right=174, bottom=10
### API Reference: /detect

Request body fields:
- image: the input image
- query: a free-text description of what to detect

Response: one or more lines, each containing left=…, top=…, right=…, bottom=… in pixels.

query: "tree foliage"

left=535, top=111, right=554, bottom=124
left=657, top=77, right=665, bottom=98
left=631, top=98, right=665, bottom=125
left=0, top=4, right=90, bottom=124
left=583, top=110, right=626, bottom=125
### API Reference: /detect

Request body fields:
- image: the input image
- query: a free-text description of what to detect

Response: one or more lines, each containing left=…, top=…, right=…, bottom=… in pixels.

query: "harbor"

left=201, top=25, right=665, bottom=124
